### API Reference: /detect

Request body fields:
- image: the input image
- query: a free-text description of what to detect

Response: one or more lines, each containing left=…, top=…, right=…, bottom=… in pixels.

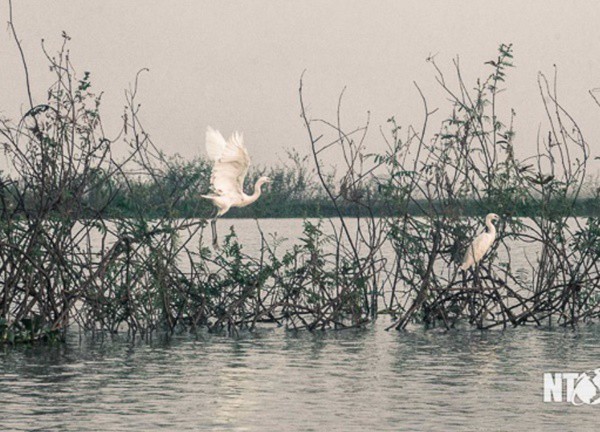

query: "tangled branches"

left=1, top=33, right=599, bottom=344
left=300, top=43, right=600, bottom=331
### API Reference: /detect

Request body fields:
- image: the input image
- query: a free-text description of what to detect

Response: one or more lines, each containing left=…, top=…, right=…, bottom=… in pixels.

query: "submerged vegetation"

left=0, top=26, right=599, bottom=344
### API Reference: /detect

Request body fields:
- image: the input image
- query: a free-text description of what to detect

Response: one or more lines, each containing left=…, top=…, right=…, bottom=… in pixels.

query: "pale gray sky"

left=1, top=0, right=599, bottom=171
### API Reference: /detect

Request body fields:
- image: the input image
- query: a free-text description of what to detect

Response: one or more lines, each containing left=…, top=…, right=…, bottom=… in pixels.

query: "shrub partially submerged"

left=1, top=35, right=599, bottom=343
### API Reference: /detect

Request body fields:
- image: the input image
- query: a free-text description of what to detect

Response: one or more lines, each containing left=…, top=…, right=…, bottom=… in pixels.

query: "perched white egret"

left=460, top=213, right=500, bottom=271
left=201, top=126, right=271, bottom=247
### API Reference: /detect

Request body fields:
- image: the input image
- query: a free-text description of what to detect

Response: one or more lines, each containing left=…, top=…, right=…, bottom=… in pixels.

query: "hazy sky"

left=1, top=0, right=599, bottom=172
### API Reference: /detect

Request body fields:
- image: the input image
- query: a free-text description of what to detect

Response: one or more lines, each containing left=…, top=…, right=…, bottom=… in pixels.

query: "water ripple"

left=2, top=321, right=600, bottom=431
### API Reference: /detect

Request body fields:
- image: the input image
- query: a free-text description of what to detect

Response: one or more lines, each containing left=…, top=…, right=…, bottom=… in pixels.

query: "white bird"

left=460, top=213, right=500, bottom=271
left=201, top=126, right=270, bottom=248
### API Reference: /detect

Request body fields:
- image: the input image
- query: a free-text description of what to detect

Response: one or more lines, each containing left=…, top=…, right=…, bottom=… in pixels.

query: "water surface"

left=1, top=321, right=599, bottom=431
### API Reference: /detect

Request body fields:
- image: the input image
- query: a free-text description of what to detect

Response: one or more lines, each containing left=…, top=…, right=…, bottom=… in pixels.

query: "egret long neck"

left=486, top=218, right=496, bottom=236
left=246, top=180, right=264, bottom=204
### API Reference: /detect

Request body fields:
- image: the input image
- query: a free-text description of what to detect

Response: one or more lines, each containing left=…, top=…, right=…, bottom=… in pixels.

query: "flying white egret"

left=201, top=126, right=271, bottom=248
left=460, top=213, right=500, bottom=271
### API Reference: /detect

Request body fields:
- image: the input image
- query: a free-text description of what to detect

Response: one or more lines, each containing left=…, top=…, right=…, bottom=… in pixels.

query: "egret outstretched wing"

left=205, top=127, right=251, bottom=197
left=205, top=126, right=228, bottom=160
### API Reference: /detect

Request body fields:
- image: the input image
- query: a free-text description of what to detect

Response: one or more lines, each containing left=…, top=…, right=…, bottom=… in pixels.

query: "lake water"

left=1, top=218, right=599, bottom=431
left=2, top=322, right=599, bottom=431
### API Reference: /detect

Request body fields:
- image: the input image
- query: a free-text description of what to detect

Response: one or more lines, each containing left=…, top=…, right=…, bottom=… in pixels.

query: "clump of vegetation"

left=0, top=30, right=380, bottom=342
left=299, top=43, right=600, bottom=330
left=0, top=19, right=599, bottom=344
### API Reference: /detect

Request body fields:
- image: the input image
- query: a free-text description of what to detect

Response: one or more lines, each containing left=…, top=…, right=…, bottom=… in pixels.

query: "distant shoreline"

left=98, top=197, right=600, bottom=219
